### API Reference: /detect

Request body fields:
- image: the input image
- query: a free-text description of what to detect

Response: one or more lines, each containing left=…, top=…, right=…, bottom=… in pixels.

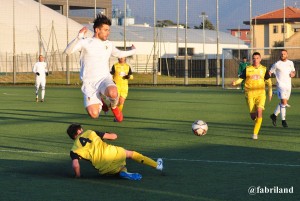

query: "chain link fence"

left=1, top=0, right=299, bottom=85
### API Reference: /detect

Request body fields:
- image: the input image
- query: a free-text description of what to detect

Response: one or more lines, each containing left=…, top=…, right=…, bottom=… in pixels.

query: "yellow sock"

left=132, top=151, right=157, bottom=168
left=253, top=117, right=262, bottom=135
left=118, top=104, right=124, bottom=112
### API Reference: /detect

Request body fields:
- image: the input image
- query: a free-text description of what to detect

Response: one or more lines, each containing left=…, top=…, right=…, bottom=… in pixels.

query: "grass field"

left=0, top=86, right=299, bottom=201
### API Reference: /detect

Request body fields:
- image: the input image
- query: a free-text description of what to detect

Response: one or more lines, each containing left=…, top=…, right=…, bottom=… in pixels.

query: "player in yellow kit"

left=67, top=123, right=163, bottom=180
left=111, top=57, right=133, bottom=113
left=232, top=52, right=272, bottom=140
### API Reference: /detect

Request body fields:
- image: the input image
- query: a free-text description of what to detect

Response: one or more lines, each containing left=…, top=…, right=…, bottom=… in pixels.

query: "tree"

left=156, top=20, right=176, bottom=27
left=194, top=19, right=215, bottom=30
left=156, top=20, right=188, bottom=28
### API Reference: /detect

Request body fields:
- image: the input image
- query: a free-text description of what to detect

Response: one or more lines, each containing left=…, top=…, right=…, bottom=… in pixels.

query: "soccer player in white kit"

left=32, top=55, right=48, bottom=102
left=64, top=14, right=136, bottom=122
left=269, top=49, right=296, bottom=128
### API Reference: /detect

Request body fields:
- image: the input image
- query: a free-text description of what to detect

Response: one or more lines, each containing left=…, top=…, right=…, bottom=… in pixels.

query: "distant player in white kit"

left=269, top=49, right=296, bottom=128
left=64, top=14, right=136, bottom=122
left=32, top=55, right=48, bottom=102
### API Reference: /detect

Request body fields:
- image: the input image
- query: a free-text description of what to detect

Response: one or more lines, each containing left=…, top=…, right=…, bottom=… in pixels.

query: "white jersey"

left=64, top=37, right=136, bottom=82
left=270, top=60, right=295, bottom=90
left=32, top=62, right=48, bottom=79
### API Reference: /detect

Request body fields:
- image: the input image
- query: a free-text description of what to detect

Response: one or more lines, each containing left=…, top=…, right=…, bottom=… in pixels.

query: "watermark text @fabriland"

left=248, top=186, right=294, bottom=195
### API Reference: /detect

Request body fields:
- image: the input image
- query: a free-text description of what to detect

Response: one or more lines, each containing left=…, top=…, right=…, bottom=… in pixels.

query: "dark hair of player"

left=67, top=123, right=82, bottom=139
left=252, top=52, right=261, bottom=57
left=93, top=14, right=111, bottom=32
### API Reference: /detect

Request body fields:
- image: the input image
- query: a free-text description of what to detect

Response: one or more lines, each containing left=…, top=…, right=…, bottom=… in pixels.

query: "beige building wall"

left=285, top=32, right=300, bottom=59
left=253, top=22, right=297, bottom=58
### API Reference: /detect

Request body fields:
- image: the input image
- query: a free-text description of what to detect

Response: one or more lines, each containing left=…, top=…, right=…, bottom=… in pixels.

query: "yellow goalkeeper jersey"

left=238, top=65, right=271, bottom=97
left=111, top=62, right=133, bottom=87
left=71, top=130, right=125, bottom=175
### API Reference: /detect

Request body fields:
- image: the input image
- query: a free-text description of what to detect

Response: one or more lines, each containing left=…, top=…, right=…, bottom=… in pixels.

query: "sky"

left=112, top=0, right=300, bottom=32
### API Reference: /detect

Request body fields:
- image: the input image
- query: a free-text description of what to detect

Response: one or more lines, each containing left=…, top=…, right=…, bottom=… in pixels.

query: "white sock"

left=280, top=104, right=286, bottom=120
left=109, top=97, right=119, bottom=108
left=41, top=89, right=45, bottom=99
left=274, top=104, right=280, bottom=116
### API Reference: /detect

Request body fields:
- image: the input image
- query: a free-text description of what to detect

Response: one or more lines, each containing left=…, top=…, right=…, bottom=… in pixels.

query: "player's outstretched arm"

left=232, top=78, right=243, bottom=86
left=103, top=133, right=118, bottom=140
left=64, top=27, right=87, bottom=55
left=72, top=159, right=81, bottom=178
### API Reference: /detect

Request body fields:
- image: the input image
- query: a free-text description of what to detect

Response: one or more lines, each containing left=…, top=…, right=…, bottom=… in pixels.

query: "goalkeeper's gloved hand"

left=46, top=72, right=49, bottom=76
left=36, top=72, right=40, bottom=76
left=123, top=75, right=130, bottom=79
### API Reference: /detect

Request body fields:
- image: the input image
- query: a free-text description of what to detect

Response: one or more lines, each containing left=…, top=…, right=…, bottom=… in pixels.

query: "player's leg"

left=108, top=147, right=142, bottom=180
left=252, top=95, right=265, bottom=139
left=35, top=79, right=41, bottom=102
left=280, top=98, right=288, bottom=127
left=118, top=96, right=125, bottom=112
left=118, top=86, right=128, bottom=112
left=100, top=97, right=109, bottom=114
left=270, top=89, right=281, bottom=126
left=100, top=78, right=123, bottom=122
left=40, top=78, right=46, bottom=102
left=125, top=150, right=163, bottom=171
left=84, top=93, right=103, bottom=119
left=253, top=108, right=263, bottom=140
left=104, top=85, right=123, bottom=122
left=279, top=88, right=291, bottom=127
left=241, top=80, right=245, bottom=91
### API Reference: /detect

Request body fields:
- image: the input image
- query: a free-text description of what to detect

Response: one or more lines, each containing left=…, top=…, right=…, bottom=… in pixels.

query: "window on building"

left=234, top=31, right=241, bottom=37
left=281, top=25, right=286, bottom=33
left=246, top=31, right=250, bottom=39
left=273, top=25, right=278, bottom=33
left=178, top=48, right=194, bottom=56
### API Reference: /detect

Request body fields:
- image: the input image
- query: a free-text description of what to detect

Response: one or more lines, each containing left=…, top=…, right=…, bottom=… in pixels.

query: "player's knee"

left=88, top=110, right=99, bottom=119
left=105, top=87, right=118, bottom=99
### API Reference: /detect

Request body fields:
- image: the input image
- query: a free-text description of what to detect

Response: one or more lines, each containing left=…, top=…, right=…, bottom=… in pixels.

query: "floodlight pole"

left=250, top=0, right=253, bottom=51
left=94, top=0, right=97, bottom=18
left=124, top=0, right=126, bottom=49
left=66, top=0, right=70, bottom=84
left=176, top=0, right=179, bottom=59
left=39, top=0, right=42, bottom=55
left=184, top=0, right=188, bottom=85
left=283, top=0, right=286, bottom=46
left=216, top=0, right=220, bottom=85
left=200, top=12, right=209, bottom=78
left=153, top=0, right=157, bottom=85
left=13, top=0, right=16, bottom=84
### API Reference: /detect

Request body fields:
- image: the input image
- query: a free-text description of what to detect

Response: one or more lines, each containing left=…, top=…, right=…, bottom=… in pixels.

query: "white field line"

left=1, top=149, right=300, bottom=167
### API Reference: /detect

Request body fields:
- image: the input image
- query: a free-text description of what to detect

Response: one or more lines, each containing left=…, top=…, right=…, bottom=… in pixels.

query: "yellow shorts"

left=117, top=85, right=129, bottom=99
left=245, top=94, right=266, bottom=113
left=99, top=146, right=127, bottom=175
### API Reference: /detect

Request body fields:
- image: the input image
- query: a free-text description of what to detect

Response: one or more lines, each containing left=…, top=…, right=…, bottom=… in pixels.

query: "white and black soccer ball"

left=192, top=120, right=208, bottom=136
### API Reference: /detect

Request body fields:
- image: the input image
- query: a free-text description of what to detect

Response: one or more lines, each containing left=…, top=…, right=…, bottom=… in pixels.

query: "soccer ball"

left=192, top=120, right=208, bottom=136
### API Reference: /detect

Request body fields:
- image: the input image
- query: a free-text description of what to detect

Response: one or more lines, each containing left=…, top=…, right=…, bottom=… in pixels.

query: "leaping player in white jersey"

left=32, top=55, right=48, bottom=102
left=64, top=14, right=136, bottom=122
left=269, top=49, right=296, bottom=128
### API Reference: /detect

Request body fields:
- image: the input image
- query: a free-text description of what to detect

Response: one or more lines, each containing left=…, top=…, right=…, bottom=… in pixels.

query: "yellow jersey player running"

left=232, top=52, right=272, bottom=140
left=110, top=57, right=133, bottom=114
left=67, top=123, right=163, bottom=180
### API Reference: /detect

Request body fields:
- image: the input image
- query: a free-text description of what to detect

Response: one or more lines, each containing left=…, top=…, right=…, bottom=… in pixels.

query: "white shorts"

left=81, top=76, right=115, bottom=107
left=35, top=77, right=46, bottom=89
left=277, top=87, right=291, bottom=100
